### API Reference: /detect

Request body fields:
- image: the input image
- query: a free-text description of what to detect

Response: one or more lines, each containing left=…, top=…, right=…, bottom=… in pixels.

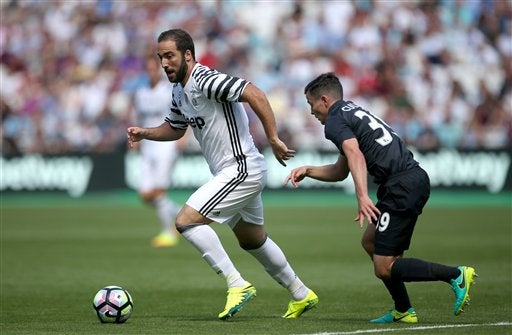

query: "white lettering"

left=125, top=149, right=511, bottom=193
left=411, top=149, right=511, bottom=193
left=0, top=155, right=93, bottom=197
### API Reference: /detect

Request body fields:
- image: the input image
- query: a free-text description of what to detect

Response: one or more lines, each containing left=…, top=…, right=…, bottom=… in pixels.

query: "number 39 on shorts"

left=377, top=212, right=390, bottom=232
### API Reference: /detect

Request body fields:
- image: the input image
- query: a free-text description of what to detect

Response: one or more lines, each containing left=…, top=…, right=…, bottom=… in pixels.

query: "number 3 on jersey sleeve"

left=354, top=110, right=393, bottom=146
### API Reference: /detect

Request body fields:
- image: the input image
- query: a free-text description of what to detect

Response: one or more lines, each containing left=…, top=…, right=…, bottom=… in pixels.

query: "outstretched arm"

left=284, top=154, right=350, bottom=187
left=341, top=138, right=381, bottom=228
left=127, top=122, right=186, bottom=147
left=240, top=83, right=295, bottom=166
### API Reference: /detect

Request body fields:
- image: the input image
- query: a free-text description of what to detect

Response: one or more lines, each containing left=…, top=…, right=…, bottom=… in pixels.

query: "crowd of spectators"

left=1, top=0, right=511, bottom=156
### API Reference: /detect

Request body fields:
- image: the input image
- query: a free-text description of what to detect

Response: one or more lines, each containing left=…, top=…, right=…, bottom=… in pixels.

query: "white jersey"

left=165, top=63, right=266, bottom=176
left=134, top=79, right=178, bottom=192
left=134, top=80, right=172, bottom=128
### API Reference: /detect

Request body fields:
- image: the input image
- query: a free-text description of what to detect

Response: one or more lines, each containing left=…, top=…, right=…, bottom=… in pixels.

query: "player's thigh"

left=374, top=210, right=418, bottom=256
left=361, top=223, right=376, bottom=257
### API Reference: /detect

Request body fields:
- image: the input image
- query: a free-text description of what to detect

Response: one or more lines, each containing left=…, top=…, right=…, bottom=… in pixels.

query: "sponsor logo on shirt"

left=185, top=116, right=206, bottom=129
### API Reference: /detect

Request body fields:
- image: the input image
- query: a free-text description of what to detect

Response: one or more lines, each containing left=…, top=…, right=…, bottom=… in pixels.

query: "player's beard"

left=171, top=58, right=188, bottom=84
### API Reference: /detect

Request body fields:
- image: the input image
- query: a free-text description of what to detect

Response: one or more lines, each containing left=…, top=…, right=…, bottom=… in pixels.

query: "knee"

left=174, top=222, right=183, bottom=234
left=174, top=209, right=192, bottom=233
left=174, top=221, right=204, bottom=235
left=238, top=237, right=266, bottom=250
left=237, top=231, right=267, bottom=250
left=139, top=192, right=154, bottom=204
left=174, top=212, right=189, bottom=232
left=174, top=206, right=210, bottom=233
left=374, top=268, right=391, bottom=280
left=373, top=261, right=392, bottom=280
left=233, top=220, right=267, bottom=250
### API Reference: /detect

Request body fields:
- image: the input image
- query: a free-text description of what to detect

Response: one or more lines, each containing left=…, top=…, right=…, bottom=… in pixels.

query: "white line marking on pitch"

left=295, top=322, right=512, bottom=335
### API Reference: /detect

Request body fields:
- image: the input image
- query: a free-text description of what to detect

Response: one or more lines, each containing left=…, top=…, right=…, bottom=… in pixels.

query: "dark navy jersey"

left=324, top=100, right=418, bottom=184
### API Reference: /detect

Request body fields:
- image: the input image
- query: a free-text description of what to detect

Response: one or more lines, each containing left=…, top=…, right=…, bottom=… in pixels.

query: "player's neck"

left=181, top=62, right=197, bottom=87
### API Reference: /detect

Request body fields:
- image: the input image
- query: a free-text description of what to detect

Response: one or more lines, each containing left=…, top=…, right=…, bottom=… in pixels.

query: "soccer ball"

left=92, top=285, right=133, bottom=323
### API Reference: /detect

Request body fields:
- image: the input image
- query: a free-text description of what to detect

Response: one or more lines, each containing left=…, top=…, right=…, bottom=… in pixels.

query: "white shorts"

left=138, top=141, right=179, bottom=193
left=186, top=169, right=267, bottom=228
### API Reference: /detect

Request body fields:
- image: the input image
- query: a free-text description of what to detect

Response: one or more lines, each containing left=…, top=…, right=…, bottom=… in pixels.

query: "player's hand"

left=127, top=140, right=140, bottom=151
left=269, top=138, right=295, bottom=167
left=284, top=167, right=308, bottom=187
left=127, top=127, right=146, bottom=148
left=354, top=195, right=380, bottom=228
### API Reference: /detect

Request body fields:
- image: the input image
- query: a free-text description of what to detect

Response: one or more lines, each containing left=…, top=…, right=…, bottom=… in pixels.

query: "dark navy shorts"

left=373, top=166, right=430, bottom=256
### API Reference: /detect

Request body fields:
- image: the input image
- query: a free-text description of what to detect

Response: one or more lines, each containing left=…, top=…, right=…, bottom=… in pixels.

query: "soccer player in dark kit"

left=284, top=72, right=477, bottom=323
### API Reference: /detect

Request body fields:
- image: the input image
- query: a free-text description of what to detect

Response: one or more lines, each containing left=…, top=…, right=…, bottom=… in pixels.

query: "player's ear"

left=184, top=50, right=192, bottom=62
left=321, top=95, right=330, bottom=108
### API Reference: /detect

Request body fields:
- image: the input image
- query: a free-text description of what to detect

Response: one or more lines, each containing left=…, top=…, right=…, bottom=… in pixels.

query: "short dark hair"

left=304, top=72, right=343, bottom=100
left=157, top=28, right=196, bottom=60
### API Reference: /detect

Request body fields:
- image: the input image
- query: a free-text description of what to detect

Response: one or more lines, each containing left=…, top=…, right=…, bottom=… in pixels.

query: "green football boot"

left=451, top=266, right=477, bottom=315
left=370, top=307, right=418, bottom=323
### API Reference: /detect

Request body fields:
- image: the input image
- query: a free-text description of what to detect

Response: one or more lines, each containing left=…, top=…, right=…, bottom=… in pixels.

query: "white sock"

left=181, top=225, right=246, bottom=288
left=154, top=195, right=179, bottom=235
left=246, top=237, right=309, bottom=301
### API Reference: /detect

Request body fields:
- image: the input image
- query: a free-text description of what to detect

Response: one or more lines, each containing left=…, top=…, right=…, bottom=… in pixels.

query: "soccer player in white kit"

left=132, top=55, right=181, bottom=247
left=127, top=29, right=318, bottom=320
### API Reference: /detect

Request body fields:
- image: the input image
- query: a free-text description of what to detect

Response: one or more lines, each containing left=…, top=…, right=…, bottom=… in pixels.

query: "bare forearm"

left=304, top=164, right=347, bottom=182
left=127, top=122, right=185, bottom=146
left=341, top=138, right=370, bottom=200
left=345, top=149, right=369, bottom=200
left=242, top=84, right=279, bottom=143
left=144, top=124, right=183, bottom=141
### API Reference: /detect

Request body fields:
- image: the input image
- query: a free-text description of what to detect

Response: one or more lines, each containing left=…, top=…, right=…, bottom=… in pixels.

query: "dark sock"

left=392, top=258, right=460, bottom=283
left=382, top=278, right=411, bottom=313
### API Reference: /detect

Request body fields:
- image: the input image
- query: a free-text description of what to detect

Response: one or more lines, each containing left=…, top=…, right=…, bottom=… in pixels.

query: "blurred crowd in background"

left=1, top=0, right=511, bottom=156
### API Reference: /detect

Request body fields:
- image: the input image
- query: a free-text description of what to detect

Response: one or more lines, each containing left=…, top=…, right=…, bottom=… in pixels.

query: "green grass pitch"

left=1, top=190, right=511, bottom=335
